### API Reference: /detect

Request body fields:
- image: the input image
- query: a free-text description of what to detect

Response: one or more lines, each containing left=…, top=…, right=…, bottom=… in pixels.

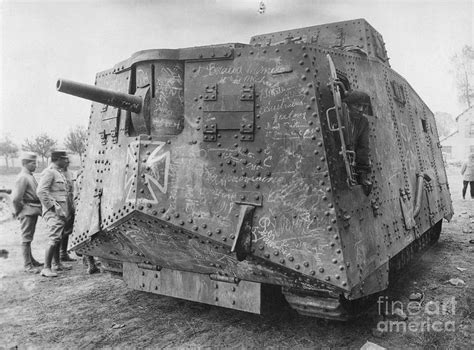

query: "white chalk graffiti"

left=143, top=141, right=170, bottom=204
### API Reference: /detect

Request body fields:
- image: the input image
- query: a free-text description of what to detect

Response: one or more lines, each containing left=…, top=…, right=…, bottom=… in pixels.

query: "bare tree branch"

left=451, top=45, right=474, bottom=108
left=22, top=134, right=57, bottom=167
left=0, top=135, right=19, bottom=169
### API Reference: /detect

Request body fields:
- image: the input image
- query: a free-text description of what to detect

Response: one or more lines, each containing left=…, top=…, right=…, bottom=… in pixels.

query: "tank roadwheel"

left=284, top=294, right=348, bottom=320
left=0, top=193, right=13, bottom=223
left=282, top=288, right=351, bottom=321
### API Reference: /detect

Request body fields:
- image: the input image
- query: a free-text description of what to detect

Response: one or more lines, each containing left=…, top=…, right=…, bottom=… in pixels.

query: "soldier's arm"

left=461, top=163, right=466, bottom=175
left=36, top=170, right=55, bottom=210
left=12, top=176, right=27, bottom=215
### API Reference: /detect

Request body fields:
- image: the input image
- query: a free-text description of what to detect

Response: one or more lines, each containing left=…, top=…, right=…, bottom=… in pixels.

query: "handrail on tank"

left=56, top=79, right=143, bottom=114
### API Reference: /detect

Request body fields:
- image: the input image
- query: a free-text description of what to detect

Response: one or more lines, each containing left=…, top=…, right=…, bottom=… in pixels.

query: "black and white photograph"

left=0, top=0, right=473, bottom=348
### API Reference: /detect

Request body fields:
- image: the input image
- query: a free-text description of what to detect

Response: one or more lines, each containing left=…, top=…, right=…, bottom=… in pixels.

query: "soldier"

left=37, top=150, right=73, bottom=277
left=12, top=152, right=43, bottom=273
left=461, top=153, right=474, bottom=199
left=341, top=90, right=373, bottom=195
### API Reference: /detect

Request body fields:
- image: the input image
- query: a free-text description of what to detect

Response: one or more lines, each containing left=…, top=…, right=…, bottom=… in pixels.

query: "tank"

left=57, top=18, right=453, bottom=320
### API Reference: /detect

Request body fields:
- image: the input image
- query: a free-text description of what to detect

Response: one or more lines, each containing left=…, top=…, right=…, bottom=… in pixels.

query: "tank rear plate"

left=123, top=262, right=263, bottom=314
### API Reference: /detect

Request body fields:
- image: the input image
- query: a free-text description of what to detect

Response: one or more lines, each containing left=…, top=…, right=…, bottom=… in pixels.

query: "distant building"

left=440, top=106, right=474, bottom=163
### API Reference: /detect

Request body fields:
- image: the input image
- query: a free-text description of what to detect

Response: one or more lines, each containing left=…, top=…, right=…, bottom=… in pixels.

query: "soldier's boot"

left=52, top=243, right=72, bottom=271
left=22, top=242, right=39, bottom=274
left=60, top=235, right=76, bottom=262
left=86, top=256, right=100, bottom=274
left=30, top=247, right=44, bottom=267
left=40, top=245, right=58, bottom=277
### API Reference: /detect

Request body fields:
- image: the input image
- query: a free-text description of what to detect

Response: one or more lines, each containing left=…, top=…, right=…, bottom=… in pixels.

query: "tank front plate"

left=123, top=262, right=263, bottom=314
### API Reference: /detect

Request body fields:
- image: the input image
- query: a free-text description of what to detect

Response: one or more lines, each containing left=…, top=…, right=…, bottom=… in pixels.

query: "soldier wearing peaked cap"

left=12, top=151, right=43, bottom=273
left=37, top=150, right=74, bottom=277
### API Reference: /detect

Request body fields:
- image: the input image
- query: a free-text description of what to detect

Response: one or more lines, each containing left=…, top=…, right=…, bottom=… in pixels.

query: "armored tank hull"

left=60, top=19, right=453, bottom=320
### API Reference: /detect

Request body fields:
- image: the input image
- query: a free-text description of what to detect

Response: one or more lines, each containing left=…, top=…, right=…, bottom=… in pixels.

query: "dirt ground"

left=0, top=168, right=472, bottom=349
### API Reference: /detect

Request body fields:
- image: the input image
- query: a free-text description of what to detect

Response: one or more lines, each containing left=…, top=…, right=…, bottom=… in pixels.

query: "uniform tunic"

left=37, top=164, right=71, bottom=245
left=461, top=159, right=474, bottom=182
left=12, top=168, right=42, bottom=243
left=342, top=105, right=371, bottom=174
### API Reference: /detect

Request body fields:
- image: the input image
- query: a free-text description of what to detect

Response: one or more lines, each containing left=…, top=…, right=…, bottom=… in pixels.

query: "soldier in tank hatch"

left=342, top=90, right=373, bottom=194
left=333, top=80, right=373, bottom=195
left=37, top=150, right=74, bottom=277
left=12, top=152, right=43, bottom=273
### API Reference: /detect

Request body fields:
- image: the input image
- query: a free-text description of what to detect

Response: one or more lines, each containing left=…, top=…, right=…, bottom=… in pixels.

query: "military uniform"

left=461, top=155, right=474, bottom=199
left=342, top=106, right=371, bottom=175
left=12, top=152, right=42, bottom=273
left=37, top=150, right=73, bottom=277
left=342, top=90, right=373, bottom=195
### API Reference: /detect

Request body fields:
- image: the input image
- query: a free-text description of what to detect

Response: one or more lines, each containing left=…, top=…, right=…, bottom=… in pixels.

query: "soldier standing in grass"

left=37, top=150, right=73, bottom=277
left=461, top=153, right=474, bottom=199
left=12, top=152, right=43, bottom=273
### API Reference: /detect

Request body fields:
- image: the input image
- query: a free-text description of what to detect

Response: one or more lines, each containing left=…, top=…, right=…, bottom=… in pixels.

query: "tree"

left=22, top=133, right=57, bottom=166
left=64, top=126, right=87, bottom=162
left=0, top=135, right=19, bottom=169
left=451, top=45, right=474, bottom=108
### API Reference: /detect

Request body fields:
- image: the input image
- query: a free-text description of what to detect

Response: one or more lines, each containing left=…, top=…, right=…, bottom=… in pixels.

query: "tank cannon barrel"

left=56, top=79, right=142, bottom=113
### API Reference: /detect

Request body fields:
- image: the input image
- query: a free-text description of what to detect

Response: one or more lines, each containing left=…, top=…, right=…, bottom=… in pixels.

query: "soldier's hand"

left=54, top=203, right=66, bottom=218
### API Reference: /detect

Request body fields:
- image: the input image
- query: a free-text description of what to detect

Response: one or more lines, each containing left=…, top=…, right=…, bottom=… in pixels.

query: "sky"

left=0, top=0, right=473, bottom=145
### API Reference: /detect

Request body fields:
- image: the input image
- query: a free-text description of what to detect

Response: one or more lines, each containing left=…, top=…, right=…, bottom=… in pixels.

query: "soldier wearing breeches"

left=37, top=150, right=73, bottom=277
left=12, top=152, right=43, bottom=273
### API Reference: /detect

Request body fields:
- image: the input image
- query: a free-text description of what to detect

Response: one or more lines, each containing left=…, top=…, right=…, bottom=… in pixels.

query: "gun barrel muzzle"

left=56, top=79, right=142, bottom=113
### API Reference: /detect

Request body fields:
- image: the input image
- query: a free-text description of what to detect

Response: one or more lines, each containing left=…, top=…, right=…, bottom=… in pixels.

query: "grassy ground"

left=0, top=167, right=472, bottom=349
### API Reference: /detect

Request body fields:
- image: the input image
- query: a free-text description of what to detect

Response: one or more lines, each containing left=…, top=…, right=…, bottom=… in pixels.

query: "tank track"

left=283, top=220, right=443, bottom=320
